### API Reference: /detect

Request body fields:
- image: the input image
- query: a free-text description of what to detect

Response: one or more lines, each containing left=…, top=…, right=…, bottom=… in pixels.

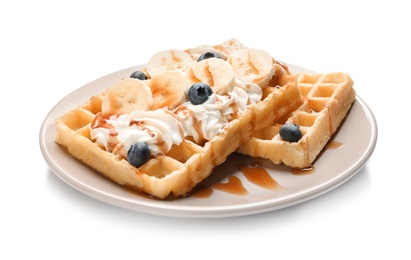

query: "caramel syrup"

left=250, top=161, right=263, bottom=168
left=211, top=176, right=249, bottom=196
left=189, top=185, right=214, bottom=199
left=237, top=162, right=283, bottom=190
left=125, top=161, right=293, bottom=199
left=291, top=166, right=316, bottom=175
left=326, top=140, right=344, bottom=149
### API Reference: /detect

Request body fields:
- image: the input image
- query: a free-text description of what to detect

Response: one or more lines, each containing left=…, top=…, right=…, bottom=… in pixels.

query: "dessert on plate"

left=54, top=39, right=302, bottom=199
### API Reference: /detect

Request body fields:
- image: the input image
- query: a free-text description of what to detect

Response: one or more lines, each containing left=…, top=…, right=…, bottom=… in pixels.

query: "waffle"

left=237, top=72, right=356, bottom=169
left=55, top=40, right=302, bottom=199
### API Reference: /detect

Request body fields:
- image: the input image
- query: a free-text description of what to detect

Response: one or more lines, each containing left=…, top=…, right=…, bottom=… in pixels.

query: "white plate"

left=39, top=64, right=378, bottom=218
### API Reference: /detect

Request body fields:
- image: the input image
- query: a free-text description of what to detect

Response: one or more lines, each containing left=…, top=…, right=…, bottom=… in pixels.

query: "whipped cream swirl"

left=174, top=81, right=262, bottom=143
left=90, top=80, right=262, bottom=155
left=90, top=109, right=183, bottom=157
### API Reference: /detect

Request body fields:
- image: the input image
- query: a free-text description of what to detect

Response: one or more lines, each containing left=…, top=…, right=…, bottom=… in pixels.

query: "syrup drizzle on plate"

left=291, top=166, right=316, bottom=175
left=189, top=160, right=295, bottom=198
left=190, top=185, right=214, bottom=198
left=212, top=176, right=249, bottom=196
left=125, top=140, right=345, bottom=199
left=326, top=140, right=344, bottom=149
left=237, top=163, right=284, bottom=191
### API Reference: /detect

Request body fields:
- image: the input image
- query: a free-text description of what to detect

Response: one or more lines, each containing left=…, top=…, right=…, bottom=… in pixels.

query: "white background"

left=1, top=0, right=408, bottom=259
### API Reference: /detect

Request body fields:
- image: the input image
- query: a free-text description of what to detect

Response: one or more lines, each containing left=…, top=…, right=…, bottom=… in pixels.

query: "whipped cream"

left=90, top=109, right=183, bottom=157
left=174, top=81, right=262, bottom=143
left=90, top=80, right=262, bottom=155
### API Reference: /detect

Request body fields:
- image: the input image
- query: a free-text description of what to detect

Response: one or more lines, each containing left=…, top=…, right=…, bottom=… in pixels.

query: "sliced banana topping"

left=184, top=45, right=228, bottom=61
left=213, top=38, right=248, bottom=56
left=91, top=39, right=288, bottom=170
left=148, top=70, right=190, bottom=110
left=186, top=58, right=236, bottom=95
left=227, top=48, right=274, bottom=88
left=147, top=49, right=194, bottom=77
left=101, top=78, right=153, bottom=116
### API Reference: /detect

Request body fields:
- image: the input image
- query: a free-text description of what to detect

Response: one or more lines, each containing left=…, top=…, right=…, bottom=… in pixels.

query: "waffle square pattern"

left=238, top=72, right=356, bottom=169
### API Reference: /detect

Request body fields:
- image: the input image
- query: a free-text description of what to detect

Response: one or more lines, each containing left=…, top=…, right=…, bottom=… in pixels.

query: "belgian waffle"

left=237, top=72, right=355, bottom=169
left=55, top=40, right=302, bottom=199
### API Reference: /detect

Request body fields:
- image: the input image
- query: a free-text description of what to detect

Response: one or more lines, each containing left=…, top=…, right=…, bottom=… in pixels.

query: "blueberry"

left=197, top=52, right=222, bottom=62
left=188, top=83, right=213, bottom=105
left=130, top=70, right=147, bottom=80
left=127, top=142, right=151, bottom=167
left=279, top=123, right=302, bottom=142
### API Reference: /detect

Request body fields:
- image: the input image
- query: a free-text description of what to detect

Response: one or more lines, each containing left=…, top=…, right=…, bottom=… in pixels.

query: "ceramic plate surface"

left=39, top=64, right=377, bottom=218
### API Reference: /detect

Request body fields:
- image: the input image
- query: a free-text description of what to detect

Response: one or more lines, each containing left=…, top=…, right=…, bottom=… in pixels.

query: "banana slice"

left=101, top=78, right=153, bottom=116
left=227, top=48, right=274, bottom=88
left=213, top=38, right=248, bottom=56
left=148, top=70, right=190, bottom=110
left=147, top=49, right=194, bottom=77
left=184, top=45, right=228, bottom=61
left=186, top=58, right=236, bottom=95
